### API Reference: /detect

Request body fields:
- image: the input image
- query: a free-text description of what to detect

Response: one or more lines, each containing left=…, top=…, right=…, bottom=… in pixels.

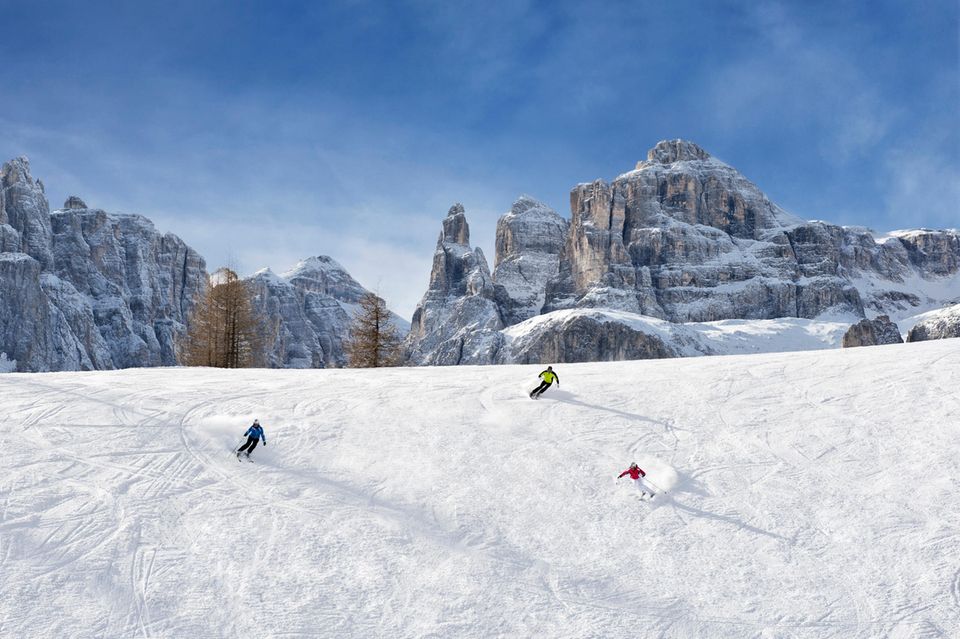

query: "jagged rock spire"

left=405, top=203, right=503, bottom=365
left=441, top=202, right=470, bottom=245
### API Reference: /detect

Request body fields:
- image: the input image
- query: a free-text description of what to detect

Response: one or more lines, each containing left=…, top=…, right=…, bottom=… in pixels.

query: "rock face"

left=906, top=304, right=960, bottom=342
left=404, top=204, right=504, bottom=365
left=493, top=196, right=568, bottom=326
left=0, top=157, right=206, bottom=371
left=842, top=316, right=903, bottom=348
left=249, top=256, right=408, bottom=368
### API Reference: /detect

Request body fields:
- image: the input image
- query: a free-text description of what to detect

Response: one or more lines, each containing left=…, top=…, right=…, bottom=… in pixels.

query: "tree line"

left=179, top=267, right=401, bottom=368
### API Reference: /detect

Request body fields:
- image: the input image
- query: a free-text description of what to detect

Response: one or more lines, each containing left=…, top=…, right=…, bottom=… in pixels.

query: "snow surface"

left=2, top=341, right=959, bottom=637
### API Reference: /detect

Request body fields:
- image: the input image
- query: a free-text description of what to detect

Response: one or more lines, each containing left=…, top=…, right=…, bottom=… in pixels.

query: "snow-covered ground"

left=2, top=340, right=959, bottom=638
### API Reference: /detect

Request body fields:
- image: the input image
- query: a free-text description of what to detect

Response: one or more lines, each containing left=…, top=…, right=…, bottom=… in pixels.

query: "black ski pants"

left=530, top=381, right=552, bottom=397
left=237, top=437, right=259, bottom=456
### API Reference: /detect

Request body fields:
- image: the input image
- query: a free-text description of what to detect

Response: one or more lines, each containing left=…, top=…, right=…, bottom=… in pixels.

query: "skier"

left=529, top=365, right=559, bottom=399
left=236, top=419, right=266, bottom=460
left=617, top=462, right=654, bottom=498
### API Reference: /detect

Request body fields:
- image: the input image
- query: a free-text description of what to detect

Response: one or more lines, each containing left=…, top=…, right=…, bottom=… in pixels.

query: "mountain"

left=0, top=157, right=410, bottom=372
left=545, top=139, right=958, bottom=322
left=404, top=140, right=960, bottom=364
left=249, top=256, right=408, bottom=368
left=0, top=158, right=206, bottom=371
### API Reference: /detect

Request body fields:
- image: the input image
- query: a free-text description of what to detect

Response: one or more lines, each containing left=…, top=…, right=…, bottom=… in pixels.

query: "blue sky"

left=2, top=0, right=957, bottom=318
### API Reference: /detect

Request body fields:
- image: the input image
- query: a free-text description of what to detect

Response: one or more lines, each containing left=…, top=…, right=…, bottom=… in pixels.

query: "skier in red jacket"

left=618, top=462, right=654, bottom=498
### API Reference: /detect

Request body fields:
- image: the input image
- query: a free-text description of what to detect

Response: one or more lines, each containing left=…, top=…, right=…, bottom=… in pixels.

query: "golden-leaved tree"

left=345, top=292, right=402, bottom=367
left=180, top=267, right=266, bottom=367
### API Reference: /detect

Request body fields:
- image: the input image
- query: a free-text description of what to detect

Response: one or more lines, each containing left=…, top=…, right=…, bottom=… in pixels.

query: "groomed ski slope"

left=1, top=340, right=958, bottom=638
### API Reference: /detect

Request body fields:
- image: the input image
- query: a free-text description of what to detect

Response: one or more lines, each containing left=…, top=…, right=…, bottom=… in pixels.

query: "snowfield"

left=2, top=340, right=959, bottom=638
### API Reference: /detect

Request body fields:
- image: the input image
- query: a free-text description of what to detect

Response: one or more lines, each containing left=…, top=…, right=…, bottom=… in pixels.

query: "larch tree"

left=345, top=292, right=402, bottom=368
left=180, top=267, right=266, bottom=368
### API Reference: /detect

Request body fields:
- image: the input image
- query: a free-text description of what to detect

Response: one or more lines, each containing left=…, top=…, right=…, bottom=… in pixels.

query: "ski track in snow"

left=0, top=341, right=959, bottom=637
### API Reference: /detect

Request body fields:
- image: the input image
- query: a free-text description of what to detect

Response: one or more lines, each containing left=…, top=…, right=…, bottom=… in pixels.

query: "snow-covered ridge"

left=500, top=307, right=854, bottom=361
left=905, top=302, right=960, bottom=341
left=280, top=255, right=350, bottom=279
left=2, top=341, right=957, bottom=636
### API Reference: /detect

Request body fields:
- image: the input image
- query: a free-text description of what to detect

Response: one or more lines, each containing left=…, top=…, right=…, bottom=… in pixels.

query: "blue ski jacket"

left=244, top=424, right=266, bottom=442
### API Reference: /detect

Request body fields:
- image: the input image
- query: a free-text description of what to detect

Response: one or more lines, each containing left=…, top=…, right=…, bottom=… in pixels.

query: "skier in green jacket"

left=529, top=366, right=559, bottom=399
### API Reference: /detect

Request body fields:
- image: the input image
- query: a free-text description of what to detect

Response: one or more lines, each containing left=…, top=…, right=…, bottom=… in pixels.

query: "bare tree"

left=345, top=292, right=401, bottom=367
left=180, top=268, right=265, bottom=368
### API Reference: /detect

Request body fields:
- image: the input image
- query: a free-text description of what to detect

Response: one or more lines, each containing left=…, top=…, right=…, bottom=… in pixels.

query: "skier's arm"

left=617, top=470, right=629, bottom=479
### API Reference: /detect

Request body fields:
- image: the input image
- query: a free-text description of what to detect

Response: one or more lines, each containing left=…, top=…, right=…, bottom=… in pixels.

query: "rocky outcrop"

left=492, top=196, right=568, bottom=326
left=63, top=196, right=88, bottom=210
left=841, top=315, right=903, bottom=348
left=906, top=304, right=960, bottom=342
left=0, top=157, right=207, bottom=371
left=249, top=256, right=408, bottom=368
left=502, top=312, right=678, bottom=364
left=404, top=204, right=504, bottom=365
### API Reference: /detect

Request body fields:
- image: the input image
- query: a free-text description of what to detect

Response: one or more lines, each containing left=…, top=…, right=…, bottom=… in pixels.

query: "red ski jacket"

left=618, top=466, right=646, bottom=480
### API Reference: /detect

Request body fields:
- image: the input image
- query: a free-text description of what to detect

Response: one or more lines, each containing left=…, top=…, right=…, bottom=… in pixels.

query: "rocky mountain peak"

left=63, top=196, right=88, bottom=210
left=508, top=195, right=546, bottom=216
left=284, top=255, right=347, bottom=278
left=441, top=202, right=470, bottom=245
left=1, top=155, right=54, bottom=269
left=643, top=139, right=711, bottom=166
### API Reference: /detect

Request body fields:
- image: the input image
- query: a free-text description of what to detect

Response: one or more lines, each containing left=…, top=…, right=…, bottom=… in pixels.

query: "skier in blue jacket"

left=237, top=419, right=266, bottom=460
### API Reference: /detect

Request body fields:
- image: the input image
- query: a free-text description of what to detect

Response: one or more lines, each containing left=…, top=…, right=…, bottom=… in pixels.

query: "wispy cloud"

left=2, top=0, right=956, bottom=316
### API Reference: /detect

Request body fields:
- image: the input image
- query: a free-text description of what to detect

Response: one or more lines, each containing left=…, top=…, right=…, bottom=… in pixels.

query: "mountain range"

left=1, top=141, right=957, bottom=372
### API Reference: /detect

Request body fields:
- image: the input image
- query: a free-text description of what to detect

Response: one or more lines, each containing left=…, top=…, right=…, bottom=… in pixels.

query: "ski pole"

left=645, top=477, right=665, bottom=494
